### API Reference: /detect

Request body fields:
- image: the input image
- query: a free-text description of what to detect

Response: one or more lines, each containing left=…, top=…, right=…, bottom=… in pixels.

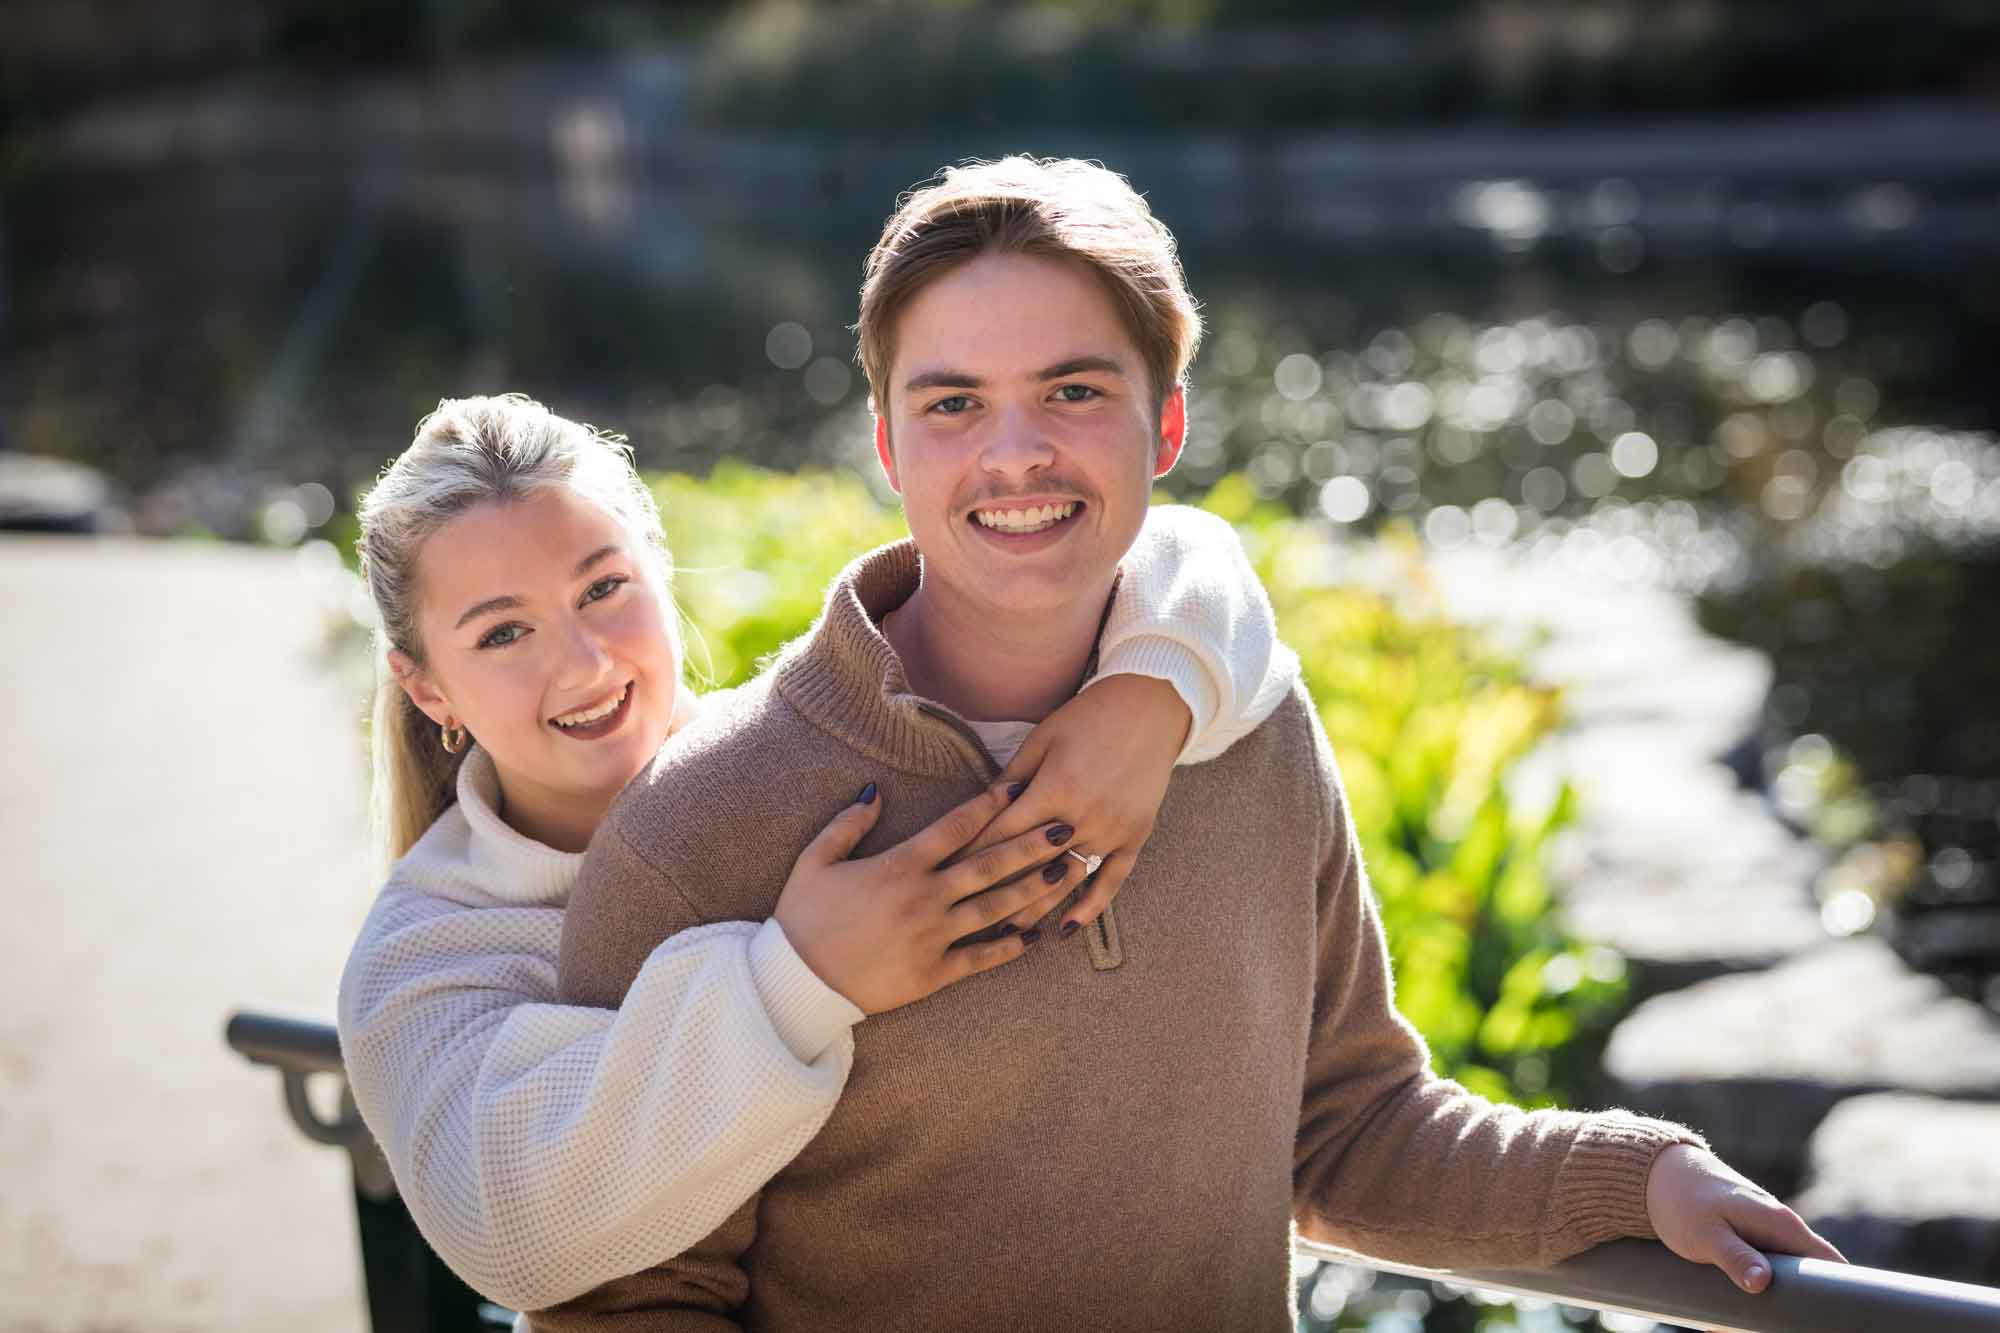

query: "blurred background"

left=4, top=2, right=1999, bottom=1330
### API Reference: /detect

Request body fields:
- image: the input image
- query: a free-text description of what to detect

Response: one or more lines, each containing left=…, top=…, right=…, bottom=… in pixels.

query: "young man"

left=547, top=157, right=1839, bottom=1332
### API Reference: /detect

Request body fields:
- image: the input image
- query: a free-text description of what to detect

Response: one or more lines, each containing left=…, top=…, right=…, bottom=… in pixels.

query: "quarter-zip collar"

left=771, top=539, right=1108, bottom=781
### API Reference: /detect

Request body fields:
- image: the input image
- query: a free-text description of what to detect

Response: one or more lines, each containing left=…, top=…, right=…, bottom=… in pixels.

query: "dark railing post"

left=224, top=1012, right=506, bottom=1333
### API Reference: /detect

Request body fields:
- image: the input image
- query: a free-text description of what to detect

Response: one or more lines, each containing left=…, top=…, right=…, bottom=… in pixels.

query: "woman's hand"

left=1646, top=1144, right=1846, bottom=1293
left=975, top=673, right=1193, bottom=938
left=773, top=782, right=1080, bottom=1015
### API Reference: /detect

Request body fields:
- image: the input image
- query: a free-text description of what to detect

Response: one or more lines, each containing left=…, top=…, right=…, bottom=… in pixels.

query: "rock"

left=0, top=454, right=112, bottom=533
left=1793, top=1093, right=2000, bottom=1286
left=1604, top=939, right=2000, bottom=1195
left=1547, top=746, right=1830, bottom=995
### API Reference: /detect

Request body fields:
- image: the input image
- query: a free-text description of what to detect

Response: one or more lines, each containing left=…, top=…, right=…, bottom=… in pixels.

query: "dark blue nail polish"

left=857, top=782, right=878, bottom=805
left=997, top=922, right=1018, bottom=937
left=1046, top=823, right=1074, bottom=846
left=1007, top=781, right=1027, bottom=800
left=1060, top=920, right=1080, bottom=938
left=1042, top=860, right=1068, bottom=884
left=1020, top=929, right=1043, bottom=947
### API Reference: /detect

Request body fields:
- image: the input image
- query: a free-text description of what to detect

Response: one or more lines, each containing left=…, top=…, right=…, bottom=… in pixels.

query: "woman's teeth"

left=552, top=683, right=629, bottom=729
left=973, top=502, right=1078, bottom=534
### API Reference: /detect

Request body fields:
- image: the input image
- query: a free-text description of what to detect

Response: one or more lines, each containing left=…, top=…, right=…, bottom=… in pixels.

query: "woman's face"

left=396, top=486, right=680, bottom=847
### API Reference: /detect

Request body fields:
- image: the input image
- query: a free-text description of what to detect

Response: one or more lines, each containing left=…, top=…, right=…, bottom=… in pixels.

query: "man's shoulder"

left=1209, top=677, right=1328, bottom=775
left=595, top=674, right=872, bottom=883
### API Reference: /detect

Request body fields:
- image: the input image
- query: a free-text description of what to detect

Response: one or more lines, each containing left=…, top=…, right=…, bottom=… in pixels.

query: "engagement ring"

left=1067, top=849, right=1104, bottom=877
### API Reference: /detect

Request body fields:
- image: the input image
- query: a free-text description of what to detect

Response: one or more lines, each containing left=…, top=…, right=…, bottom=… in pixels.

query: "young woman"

left=336, top=394, right=1297, bottom=1310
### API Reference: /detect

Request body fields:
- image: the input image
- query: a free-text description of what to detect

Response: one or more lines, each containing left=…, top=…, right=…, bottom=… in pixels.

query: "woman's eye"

left=582, top=575, right=627, bottom=605
left=1053, top=384, right=1100, bottom=404
left=478, top=623, right=526, bottom=649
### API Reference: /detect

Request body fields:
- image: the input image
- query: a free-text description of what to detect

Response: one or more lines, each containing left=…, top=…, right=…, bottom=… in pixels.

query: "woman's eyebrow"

left=453, top=548, right=623, bottom=629
left=456, top=594, right=521, bottom=630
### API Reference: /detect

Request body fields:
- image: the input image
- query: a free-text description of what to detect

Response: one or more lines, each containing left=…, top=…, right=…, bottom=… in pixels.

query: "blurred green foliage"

left=657, top=461, right=1625, bottom=1108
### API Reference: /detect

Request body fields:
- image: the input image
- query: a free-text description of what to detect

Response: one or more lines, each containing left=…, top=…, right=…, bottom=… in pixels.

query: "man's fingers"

left=800, top=785, right=883, bottom=865
left=1713, top=1229, right=1773, bottom=1294
left=1726, top=1193, right=1849, bottom=1265
left=1059, top=849, right=1134, bottom=930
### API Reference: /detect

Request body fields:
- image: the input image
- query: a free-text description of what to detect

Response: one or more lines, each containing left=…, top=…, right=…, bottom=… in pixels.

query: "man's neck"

left=881, top=571, right=1113, bottom=724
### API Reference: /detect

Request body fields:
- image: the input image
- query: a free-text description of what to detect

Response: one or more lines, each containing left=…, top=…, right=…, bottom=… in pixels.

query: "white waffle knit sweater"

left=336, top=504, right=1299, bottom=1311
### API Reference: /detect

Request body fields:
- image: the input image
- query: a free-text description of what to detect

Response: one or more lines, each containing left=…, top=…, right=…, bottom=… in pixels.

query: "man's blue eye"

left=1054, top=385, right=1099, bottom=402
left=932, top=396, right=973, bottom=415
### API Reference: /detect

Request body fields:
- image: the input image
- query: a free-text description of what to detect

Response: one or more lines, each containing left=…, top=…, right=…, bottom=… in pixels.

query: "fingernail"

left=1046, top=823, right=1074, bottom=846
left=1060, top=920, right=1080, bottom=938
left=1006, top=781, right=1027, bottom=800
left=997, top=922, right=1018, bottom=937
left=1020, top=928, right=1042, bottom=947
left=1042, top=860, right=1068, bottom=884
left=857, top=782, right=878, bottom=805
left=1746, top=1264, right=1766, bottom=1289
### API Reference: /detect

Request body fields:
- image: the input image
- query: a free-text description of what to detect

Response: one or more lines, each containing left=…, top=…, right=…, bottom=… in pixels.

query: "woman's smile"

left=549, top=681, right=634, bottom=740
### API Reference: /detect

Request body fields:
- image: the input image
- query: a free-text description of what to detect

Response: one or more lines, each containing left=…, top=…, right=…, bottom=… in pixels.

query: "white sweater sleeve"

left=1094, top=503, right=1302, bottom=764
left=337, top=886, right=861, bottom=1310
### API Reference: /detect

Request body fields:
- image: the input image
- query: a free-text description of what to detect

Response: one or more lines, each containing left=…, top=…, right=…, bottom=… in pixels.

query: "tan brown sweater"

left=546, top=540, right=1702, bottom=1333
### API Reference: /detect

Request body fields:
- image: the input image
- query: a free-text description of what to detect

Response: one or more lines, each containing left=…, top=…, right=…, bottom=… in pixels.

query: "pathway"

left=0, top=535, right=375, bottom=1331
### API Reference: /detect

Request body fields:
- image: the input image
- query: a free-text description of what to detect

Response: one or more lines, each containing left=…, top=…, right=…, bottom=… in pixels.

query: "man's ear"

left=1152, top=387, right=1188, bottom=479
left=389, top=648, right=453, bottom=728
left=873, top=408, right=902, bottom=494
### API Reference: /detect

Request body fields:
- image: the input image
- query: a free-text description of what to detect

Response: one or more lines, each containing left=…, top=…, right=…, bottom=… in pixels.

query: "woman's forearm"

left=339, top=890, right=857, bottom=1309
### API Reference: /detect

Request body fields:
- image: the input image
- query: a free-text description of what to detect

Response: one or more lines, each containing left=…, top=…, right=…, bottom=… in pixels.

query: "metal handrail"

left=1299, top=1237, right=2000, bottom=1332
left=228, top=1010, right=2000, bottom=1331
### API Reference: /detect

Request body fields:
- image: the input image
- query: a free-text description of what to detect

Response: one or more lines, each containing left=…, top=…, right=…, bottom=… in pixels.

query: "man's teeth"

left=973, top=502, right=1078, bottom=534
left=553, top=684, right=628, bottom=728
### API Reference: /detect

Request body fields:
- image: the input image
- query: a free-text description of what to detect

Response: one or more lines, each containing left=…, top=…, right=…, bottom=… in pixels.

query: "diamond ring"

left=1067, top=849, right=1104, bottom=876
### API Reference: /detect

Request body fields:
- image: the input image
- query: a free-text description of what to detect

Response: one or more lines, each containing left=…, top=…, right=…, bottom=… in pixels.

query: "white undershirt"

left=963, top=718, right=1037, bottom=769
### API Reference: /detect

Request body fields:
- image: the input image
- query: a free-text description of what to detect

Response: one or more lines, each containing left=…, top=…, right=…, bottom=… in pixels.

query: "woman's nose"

left=555, top=617, right=615, bottom=688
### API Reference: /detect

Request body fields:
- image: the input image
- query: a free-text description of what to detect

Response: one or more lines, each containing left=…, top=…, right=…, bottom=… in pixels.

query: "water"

left=10, top=104, right=2000, bottom=991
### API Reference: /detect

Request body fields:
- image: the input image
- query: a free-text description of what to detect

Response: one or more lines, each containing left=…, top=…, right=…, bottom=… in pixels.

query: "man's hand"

left=972, top=673, right=1192, bottom=937
left=1646, top=1144, right=1846, bottom=1293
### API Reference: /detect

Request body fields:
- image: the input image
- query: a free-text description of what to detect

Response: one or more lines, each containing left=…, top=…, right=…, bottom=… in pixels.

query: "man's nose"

left=978, top=403, right=1056, bottom=478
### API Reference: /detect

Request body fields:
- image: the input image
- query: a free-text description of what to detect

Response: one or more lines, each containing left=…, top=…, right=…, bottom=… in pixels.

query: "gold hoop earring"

left=440, top=722, right=469, bottom=755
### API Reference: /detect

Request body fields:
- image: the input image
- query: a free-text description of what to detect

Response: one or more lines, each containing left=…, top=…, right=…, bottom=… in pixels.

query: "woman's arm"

left=337, top=783, right=1075, bottom=1311
left=337, top=888, right=860, bottom=1311
left=1094, top=502, right=1300, bottom=763
left=981, top=503, right=1301, bottom=929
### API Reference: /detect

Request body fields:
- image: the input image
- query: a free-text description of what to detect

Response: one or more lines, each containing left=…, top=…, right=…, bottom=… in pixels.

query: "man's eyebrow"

left=1037, top=355, right=1126, bottom=381
left=902, top=369, right=984, bottom=394
left=455, top=594, right=522, bottom=630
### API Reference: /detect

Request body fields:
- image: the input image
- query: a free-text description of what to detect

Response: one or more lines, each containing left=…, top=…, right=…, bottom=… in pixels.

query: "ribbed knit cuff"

left=1547, top=1110, right=1710, bottom=1258
left=1088, top=635, right=1222, bottom=764
left=748, top=918, right=865, bottom=1065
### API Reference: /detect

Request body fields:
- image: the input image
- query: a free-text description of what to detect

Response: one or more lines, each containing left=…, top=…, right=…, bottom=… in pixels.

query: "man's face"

left=873, top=250, right=1186, bottom=621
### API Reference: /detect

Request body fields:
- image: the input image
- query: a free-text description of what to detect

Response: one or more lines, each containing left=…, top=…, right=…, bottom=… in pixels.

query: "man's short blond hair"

left=857, top=157, right=1203, bottom=413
